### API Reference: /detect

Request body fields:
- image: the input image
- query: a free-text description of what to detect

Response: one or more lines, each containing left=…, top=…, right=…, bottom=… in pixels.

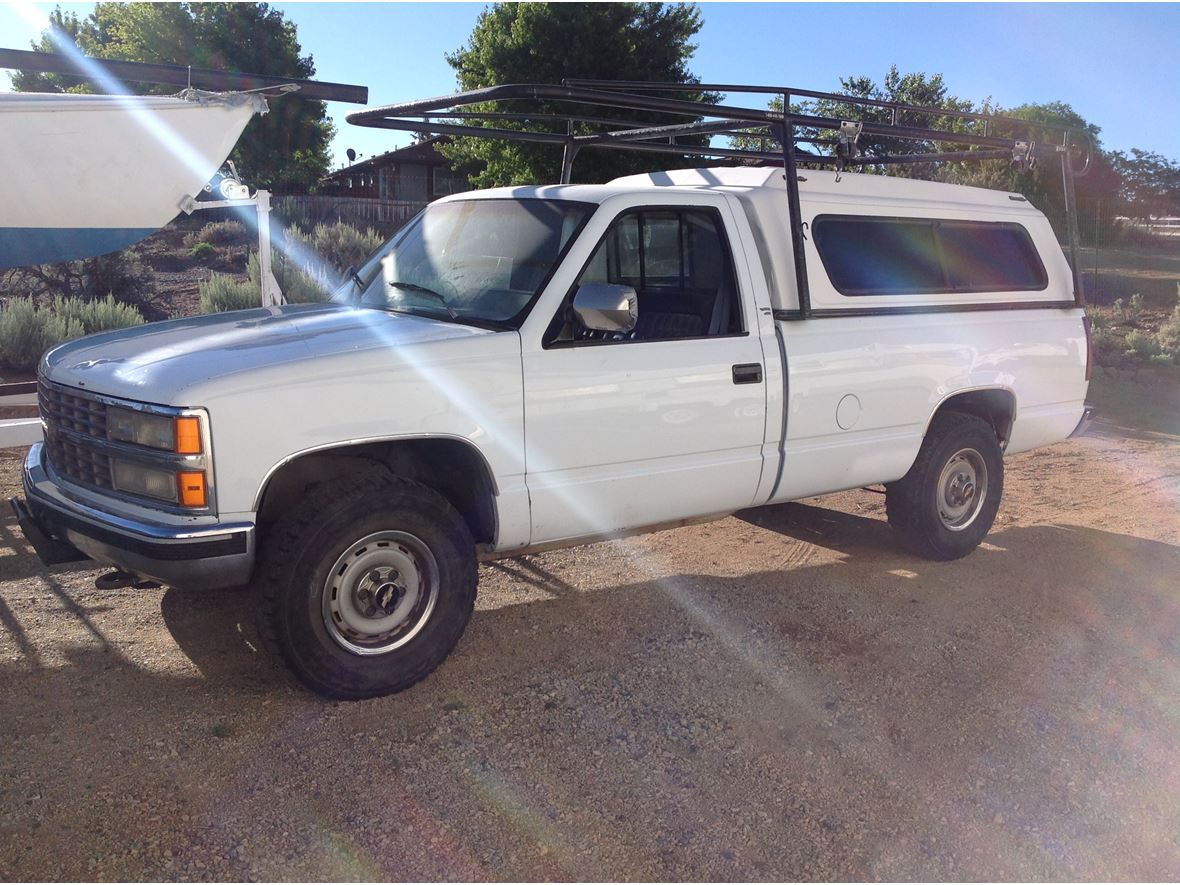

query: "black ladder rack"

left=347, top=81, right=1093, bottom=316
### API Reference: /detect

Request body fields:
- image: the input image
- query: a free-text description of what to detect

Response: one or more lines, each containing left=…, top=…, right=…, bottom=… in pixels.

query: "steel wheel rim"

left=321, top=530, right=439, bottom=656
left=936, top=447, right=988, bottom=532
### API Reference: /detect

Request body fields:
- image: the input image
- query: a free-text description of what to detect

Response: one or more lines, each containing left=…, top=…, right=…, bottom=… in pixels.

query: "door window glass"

left=550, top=208, right=743, bottom=344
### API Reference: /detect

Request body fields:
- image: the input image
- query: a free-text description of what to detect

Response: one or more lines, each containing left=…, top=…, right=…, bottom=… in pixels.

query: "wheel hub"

left=354, top=567, right=405, bottom=617
left=936, top=449, right=988, bottom=532
left=322, top=531, right=440, bottom=656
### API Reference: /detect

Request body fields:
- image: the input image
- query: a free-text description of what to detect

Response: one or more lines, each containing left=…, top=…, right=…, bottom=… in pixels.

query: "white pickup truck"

left=15, top=166, right=1093, bottom=698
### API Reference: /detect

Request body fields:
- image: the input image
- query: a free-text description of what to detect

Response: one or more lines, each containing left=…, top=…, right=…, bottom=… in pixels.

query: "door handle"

left=732, top=363, right=763, bottom=385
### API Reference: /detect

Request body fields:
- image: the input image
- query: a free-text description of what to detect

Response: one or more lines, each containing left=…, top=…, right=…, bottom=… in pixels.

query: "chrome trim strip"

left=25, top=444, right=248, bottom=542
left=51, top=425, right=207, bottom=468
left=250, top=432, right=502, bottom=510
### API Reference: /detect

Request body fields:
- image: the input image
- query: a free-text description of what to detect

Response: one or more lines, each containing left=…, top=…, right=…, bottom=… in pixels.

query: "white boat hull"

left=0, top=91, right=266, bottom=269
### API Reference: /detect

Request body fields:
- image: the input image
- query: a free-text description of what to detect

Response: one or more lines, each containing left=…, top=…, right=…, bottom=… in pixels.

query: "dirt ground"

left=1, top=421, right=1179, bottom=881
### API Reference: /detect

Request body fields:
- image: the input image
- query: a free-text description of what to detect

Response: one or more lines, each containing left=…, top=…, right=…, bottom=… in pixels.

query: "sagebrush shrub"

left=252, top=251, right=333, bottom=304
left=184, top=220, right=247, bottom=248
left=197, top=219, right=380, bottom=311
left=1124, top=329, right=1162, bottom=359
left=53, top=296, right=144, bottom=335
left=0, top=249, right=163, bottom=320
left=1159, top=304, right=1180, bottom=354
left=198, top=273, right=261, bottom=314
left=0, top=299, right=83, bottom=372
left=308, top=222, right=383, bottom=274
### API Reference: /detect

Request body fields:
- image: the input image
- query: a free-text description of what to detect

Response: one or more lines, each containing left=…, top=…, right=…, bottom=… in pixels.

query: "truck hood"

left=42, top=304, right=498, bottom=404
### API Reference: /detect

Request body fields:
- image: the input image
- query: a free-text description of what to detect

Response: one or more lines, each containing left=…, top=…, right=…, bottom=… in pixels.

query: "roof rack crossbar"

left=563, top=78, right=1083, bottom=139
left=348, top=83, right=1091, bottom=176
left=346, top=81, right=1089, bottom=310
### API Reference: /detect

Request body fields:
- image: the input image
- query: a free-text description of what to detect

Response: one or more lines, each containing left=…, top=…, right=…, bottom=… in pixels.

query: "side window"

left=547, top=208, right=743, bottom=345
left=937, top=222, right=1048, bottom=291
left=813, top=215, right=1048, bottom=296
left=813, top=217, right=944, bottom=295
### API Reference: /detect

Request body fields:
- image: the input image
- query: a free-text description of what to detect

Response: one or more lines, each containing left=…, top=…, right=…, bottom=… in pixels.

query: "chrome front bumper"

left=16, top=443, right=255, bottom=590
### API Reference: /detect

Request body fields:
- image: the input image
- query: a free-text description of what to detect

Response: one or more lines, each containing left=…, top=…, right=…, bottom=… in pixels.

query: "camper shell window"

left=813, top=215, right=1048, bottom=297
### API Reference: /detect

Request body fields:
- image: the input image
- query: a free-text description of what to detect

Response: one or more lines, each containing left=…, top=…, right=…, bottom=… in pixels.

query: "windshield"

left=340, top=198, right=594, bottom=327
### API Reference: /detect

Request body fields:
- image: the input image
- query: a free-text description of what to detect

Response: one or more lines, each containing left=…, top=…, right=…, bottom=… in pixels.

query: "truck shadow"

left=736, top=499, right=898, bottom=556
left=3, top=515, right=1179, bottom=879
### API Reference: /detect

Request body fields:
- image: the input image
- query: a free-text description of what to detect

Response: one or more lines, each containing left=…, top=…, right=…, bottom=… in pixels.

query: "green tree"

left=1109, top=149, right=1180, bottom=219
left=440, top=2, right=717, bottom=186
left=13, top=2, right=333, bottom=190
left=731, top=69, right=1121, bottom=245
left=732, top=67, right=977, bottom=179
left=942, top=102, right=1120, bottom=245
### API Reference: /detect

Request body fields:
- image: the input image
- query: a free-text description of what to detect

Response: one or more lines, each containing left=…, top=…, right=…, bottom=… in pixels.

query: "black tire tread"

left=885, top=410, right=1003, bottom=561
left=252, top=472, right=476, bottom=700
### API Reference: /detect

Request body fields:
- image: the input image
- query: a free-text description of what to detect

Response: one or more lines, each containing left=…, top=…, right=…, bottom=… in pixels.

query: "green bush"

left=0, top=248, right=164, bottom=320
left=190, top=241, right=217, bottom=259
left=184, top=220, right=247, bottom=248
left=1159, top=304, right=1180, bottom=353
left=198, top=273, right=260, bottom=314
left=53, top=295, right=144, bottom=334
left=0, top=299, right=83, bottom=372
left=308, top=221, right=382, bottom=274
left=1124, top=329, right=1162, bottom=360
left=197, top=220, right=379, bottom=312
left=259, top=251, right=333, bottom=304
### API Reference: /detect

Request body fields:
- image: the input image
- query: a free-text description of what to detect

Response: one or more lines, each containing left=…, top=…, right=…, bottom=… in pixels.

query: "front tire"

left=885, top=411, right=1004, bottom=561
left=254, top=473, right=477, bottom=699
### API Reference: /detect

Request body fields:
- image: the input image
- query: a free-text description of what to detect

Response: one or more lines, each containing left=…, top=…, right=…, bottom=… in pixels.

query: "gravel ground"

left=1, top=422, right=1179, bottom=881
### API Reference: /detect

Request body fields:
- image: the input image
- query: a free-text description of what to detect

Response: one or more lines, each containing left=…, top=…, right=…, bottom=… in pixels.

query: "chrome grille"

left=38, top=380, right=113, bottom=489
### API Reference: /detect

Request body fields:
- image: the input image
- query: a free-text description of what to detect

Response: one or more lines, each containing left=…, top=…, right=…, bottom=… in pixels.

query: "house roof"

left=323, top=137, right=452, bottom=181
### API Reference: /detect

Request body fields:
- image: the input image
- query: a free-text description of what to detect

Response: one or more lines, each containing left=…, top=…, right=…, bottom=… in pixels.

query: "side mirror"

left=572, top=283, right=638, bottom=334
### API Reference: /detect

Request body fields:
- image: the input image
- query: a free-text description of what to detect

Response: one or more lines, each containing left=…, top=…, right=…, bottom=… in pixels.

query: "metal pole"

left=559, top=144, right=579, bottom=184
left=1093, top=199, right=1101, bottom=298
left=559, top=120, right=578, bottom=184
left=255, top=190, right=283, bottom=307
left=781, top=93, right=811, bottom=319
left=1061, top=137, right=1085, bottom=305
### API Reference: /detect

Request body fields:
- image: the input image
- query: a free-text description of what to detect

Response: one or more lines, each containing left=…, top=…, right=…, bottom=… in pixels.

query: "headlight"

left=111, top=460, right=208, bottom=508
left=111, top=460, right=178, bottom=502
left=107, top=408, right=203, bottom=454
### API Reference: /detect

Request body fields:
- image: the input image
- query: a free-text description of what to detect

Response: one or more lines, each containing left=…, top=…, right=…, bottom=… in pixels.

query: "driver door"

left=521, top=200, right=768, bottom=545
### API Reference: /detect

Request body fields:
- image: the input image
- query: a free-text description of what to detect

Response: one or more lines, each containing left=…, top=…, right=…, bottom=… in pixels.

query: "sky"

left=2, top=1, right=1178, bottom=172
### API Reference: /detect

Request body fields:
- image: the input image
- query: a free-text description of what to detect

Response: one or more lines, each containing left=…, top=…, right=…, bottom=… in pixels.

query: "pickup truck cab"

left=17, top=166, right=1092, bottom=698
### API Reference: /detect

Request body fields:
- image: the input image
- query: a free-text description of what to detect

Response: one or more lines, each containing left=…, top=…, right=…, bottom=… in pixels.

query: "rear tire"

left=253, top=473, right=477, bottom=699
left=885, top=411, right=1004, bottom=561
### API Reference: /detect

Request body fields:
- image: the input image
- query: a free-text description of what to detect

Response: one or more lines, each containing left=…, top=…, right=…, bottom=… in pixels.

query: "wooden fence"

left=274, top=195, right=425, bottom=233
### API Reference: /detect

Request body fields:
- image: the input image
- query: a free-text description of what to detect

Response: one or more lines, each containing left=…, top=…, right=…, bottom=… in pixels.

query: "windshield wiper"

left=388, top=280, right=458, bottom=320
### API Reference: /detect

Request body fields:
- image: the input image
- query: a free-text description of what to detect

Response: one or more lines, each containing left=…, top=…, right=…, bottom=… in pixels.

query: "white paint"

left=836, top=394, right=861, bottom=430
left=0, top=91, right=264, bottom=230
left=34, top=167, right=1088, bottom=561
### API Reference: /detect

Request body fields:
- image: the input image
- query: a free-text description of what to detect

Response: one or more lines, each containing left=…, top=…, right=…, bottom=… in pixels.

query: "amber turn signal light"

left=174, top=417, right=202, bottom=454
left=177, top=471, right=207, bottom=508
